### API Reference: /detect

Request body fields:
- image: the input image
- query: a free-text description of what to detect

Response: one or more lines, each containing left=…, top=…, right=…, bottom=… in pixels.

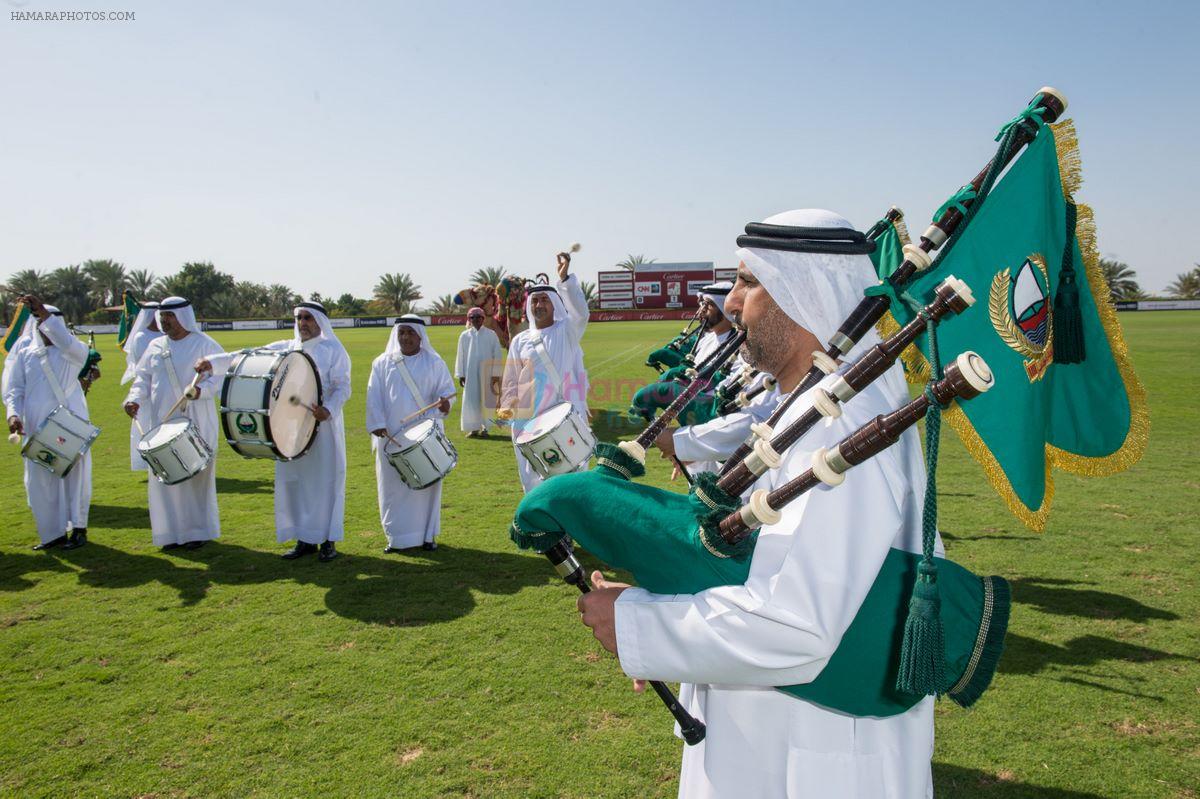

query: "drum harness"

left=393, top=354, right=434, bottom=432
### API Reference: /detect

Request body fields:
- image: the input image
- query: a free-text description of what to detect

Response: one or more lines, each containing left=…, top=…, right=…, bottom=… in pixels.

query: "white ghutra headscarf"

left=155, top=297, right=221, bottom=349
left=385, top=314, right=437, bottom=359
left=121, top=301, right=159, bottom=384
left=735, top=208, right=908, bottom=407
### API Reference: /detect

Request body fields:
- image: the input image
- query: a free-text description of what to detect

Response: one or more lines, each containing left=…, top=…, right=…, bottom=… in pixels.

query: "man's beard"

left=741, top=304, right=794, bottom=372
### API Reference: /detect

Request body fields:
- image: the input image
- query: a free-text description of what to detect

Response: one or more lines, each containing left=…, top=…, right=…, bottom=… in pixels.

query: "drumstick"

left=164, top=372, right=203, bottom=420
left=397, top=399, right=444, bottom=427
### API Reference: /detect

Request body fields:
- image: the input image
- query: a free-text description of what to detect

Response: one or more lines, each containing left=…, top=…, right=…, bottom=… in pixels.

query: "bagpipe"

left=70, top=326, right=103, bottom=395
left=644, top=307, right=707, bottom=373
left=628, top=326, right=745, bottom=427
left=508, top=87, right=1068, bottom=734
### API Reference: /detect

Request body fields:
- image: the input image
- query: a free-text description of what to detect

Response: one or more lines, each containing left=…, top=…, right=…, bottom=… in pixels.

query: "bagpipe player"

left=577, top=209, right=937, bottom=798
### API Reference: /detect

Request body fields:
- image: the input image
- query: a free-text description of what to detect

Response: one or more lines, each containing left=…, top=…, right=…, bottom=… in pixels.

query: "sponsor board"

left=202, top=321, right=234, bottom=331
left=232, top=319, right=284, bottom=330
left=1114, top=299, right=1200, bottom=311
left=352, top=316, right=389, bottom=327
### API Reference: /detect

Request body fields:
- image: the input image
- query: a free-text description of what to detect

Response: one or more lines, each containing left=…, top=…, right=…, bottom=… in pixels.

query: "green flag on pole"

left=883, top=119, right=1148, bottom=530
left=867, top=211, right=911, bottom=281
left=3, top=302, right=30, bottom=355
left=116, top=292, right=141, bottom=350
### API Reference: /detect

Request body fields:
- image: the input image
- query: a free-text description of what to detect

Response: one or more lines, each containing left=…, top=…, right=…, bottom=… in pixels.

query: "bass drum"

left=220, top=348, right=322, bottom=460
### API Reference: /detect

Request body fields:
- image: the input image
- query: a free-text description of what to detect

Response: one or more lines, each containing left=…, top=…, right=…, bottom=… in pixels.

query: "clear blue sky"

left=2, top=0, right=1196, bottom=301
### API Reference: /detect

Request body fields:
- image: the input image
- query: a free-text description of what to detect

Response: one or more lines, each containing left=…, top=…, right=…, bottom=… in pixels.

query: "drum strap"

left=160, top=343, right=186, bottom=406
left=35, top=350, right=74, bottom=407
left=394, top=357, right=429, bottom=424
left=530, top=336, right=565, bottom=403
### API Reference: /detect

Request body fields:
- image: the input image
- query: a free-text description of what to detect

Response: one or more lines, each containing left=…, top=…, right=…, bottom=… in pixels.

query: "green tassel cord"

left=1053, top=202, right=1086, bottom=364
left=896, top=313, right=951, bottom=696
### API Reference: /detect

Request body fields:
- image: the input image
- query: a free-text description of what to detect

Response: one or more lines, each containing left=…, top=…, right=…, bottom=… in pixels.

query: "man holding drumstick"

left=5, top=297, right=94, bottom=551
left=366, top=315, right=455, bottom=552
left=124, top=297, right=224, bottom=551
left=578, top=210, right=936, bottom=797
left=196, top=301, right=351, bottom=562
left=498, top=250, right=591, bottom=492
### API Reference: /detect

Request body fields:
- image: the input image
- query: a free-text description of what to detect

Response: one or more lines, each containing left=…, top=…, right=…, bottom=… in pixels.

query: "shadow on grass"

left=933, top=764, right=1106, bottom=797
left=60, top=541, right=555, bottom=625
left=88, top=504, right=152, bottom=530
left=0, top=550, right=75, bottom=591
left=1009, top=576, right=1178, bottom=622
left=215, top=477, right=274, bottom=494
left=1000, top=633, right=1190, bottom=682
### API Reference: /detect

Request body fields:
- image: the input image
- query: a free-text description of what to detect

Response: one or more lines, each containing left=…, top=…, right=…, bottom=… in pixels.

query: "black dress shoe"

left=161, top=542, right=182, bottom=552
left=383, top=546, right=405, bottom=555
left=421, top=541, right=438, bottom=551
left=318, top=541, right=339, bottom=562
left=183, top=540, right=207, bottom=551
left=282, top=542, right=318, bottom=560
left=61, top=528, right=88, bottom=550
left=32, top=535, right=68, bottom=551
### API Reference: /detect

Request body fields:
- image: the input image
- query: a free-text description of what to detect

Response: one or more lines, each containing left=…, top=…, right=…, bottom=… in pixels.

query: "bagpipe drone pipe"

left=718, top=87, right=1067, bottom=481
left=644, top=307, right=707, bottom=373
left=512, top=348, right=1004, bottom=719
left=70, top=326, right=103, bottom=395
left=629, top=328, right=746, bottom=426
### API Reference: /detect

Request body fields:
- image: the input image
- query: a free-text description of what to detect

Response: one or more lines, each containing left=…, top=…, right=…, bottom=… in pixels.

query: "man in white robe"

left=688, top=282, right=737, bottom=369
left=120, top=301, right=162, bottom=471
left=367, top=315, right=456, bottom=552
left=5, top=300, right=93, bottom=551
left=124, top=297, right=224, bottom=551
left=499, top=251, right=591, bottom=493
left=197, top=301, right=351, bottom=562
left=454, top=307, right=503, bottom=437
left=578, top=209, right=937, bottom=798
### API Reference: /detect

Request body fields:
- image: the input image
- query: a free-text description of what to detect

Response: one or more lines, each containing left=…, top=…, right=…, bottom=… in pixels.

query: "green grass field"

left=1, top=314, right=1197, bottom=798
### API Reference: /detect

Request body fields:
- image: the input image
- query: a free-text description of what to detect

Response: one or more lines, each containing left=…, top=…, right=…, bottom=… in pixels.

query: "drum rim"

left=220, top=348, right=324, bottom=461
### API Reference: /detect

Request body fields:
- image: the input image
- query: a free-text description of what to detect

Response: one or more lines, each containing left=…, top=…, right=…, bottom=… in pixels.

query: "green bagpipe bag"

left=629, top=381, right=722, bottom=427
left=646, top=328, right=702, bottom=372
left=510, top=443, right=1009, bottom=717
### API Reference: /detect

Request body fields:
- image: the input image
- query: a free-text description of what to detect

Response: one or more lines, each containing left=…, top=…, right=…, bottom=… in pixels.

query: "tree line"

left=0, top=261, right=605, bottom=326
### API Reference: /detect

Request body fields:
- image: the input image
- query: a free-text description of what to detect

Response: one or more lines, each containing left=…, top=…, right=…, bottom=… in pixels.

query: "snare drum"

left=138, top=418, right=213, bottom=485
left=513, top=402, right=595, bottom=478
left=220, top=348, right=322, bottom=460
left=21, top=405, right=100, bottom=478
left=384, top=420, right=458, bottom=489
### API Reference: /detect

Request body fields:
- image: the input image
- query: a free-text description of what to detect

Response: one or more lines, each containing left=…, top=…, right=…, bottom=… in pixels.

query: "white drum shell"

left=514, top=403, right=595, bottom=478
left=138, top=418, right=213, bottom=485
left=385, top=420, right=458, bottom=489
left=21, top=406, right=100, bottom=478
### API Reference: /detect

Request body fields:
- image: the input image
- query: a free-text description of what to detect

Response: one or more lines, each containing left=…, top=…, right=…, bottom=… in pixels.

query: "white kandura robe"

left=673, top=370, right=780, bottom=478
left=123, top=328, right=164, bottom=470
left=689, top=327, right=735, bottom=371
left=125, top=333, right=224, bottom=546
left=500, top=274, right=591, bottom=493
left=454, top=324, right=504, bottom=432
left=4, top=323, right=92, bottom=543
left=366, top=348, right=456, bottom=549
left=615, top=369, right=939, bottom=799
left=209, top=337, right=351, bottom=544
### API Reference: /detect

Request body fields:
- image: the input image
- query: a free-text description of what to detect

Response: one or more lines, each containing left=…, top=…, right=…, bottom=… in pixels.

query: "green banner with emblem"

left=883, top=119, right=1148, bottom=530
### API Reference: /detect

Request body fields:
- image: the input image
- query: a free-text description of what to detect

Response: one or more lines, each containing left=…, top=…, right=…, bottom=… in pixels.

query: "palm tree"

left=616, top=254, right=655, bottom=272
left=207, top=292, right=246, bottom=320
left=580, top=280, right=598, bottom=309
left=49, top=265, right=93, bottom=322
left=469, top=266, right=508, bottom=288
left=1166, top=266, right=1200, bottom=299
left=267, top=284, right=299, bottom=316
left=373, top=272, right=422, bottom=314
left=127, top=268, right=157, bottom=300
left=6, top=269, right=52, bottom=299
left=83, top=259, right=128, bottom=307
left=1098, top=258, right=1141, bottom=302
left=426, top=294, right=458, bottom=314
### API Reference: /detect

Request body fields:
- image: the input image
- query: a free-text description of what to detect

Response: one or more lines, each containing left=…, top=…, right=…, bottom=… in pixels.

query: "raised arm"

left=557, top=274, right=589, bottom=342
